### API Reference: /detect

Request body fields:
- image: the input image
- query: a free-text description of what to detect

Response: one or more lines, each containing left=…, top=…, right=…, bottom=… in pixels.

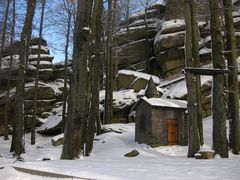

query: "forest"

left=0, top=0, right=240, bottom=179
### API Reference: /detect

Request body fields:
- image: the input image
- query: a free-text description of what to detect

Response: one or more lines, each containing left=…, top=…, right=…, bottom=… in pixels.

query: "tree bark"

left=184, top=0, right=200, bottom=157
left=104, top=0, right=114, bottom=124
left=61, top=0, right=93, bottom=159
left=4, top=0, right=16, bottom=141
left=209, top=0, right=229, bottom=158
left=32, top=0, right=46, bottom=145
left=189, top=0, right=204, bottom=146
left=62, top=0, right=73, bottom=132
left=223, top=0, right=240, bottom=154
left=11, top=0, right=36, bottom=156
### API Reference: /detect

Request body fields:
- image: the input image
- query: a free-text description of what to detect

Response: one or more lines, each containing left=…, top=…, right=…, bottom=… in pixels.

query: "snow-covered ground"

left=0, top=117, right=240, bottom=180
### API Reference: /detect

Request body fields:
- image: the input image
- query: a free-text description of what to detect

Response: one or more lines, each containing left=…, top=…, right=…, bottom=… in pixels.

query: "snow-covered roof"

left=133, top=97, right=187, bottom=109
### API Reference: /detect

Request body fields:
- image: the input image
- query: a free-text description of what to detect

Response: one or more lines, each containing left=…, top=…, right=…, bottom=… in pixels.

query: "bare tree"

left=223, top=0, right=240, bottom=154
left=209, top=0, right=228, bottom=158
left=4, top=0, right=16, bottom=141
left=104, top=0, right=114, bottom=124
left=184, top=0, right=200, bottom=158
left=32, top=0, right=46, bottom=145
left=189, top=0, right=204, bottom=146
left=61, top=0, right=93, bottom=159
left=61, top=0, right=74, bottom=131
left=10, top=0, right=36, bottom=156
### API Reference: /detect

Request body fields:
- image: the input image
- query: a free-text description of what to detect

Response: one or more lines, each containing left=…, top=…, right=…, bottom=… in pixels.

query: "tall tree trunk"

left=189, top=0, right=204, bottom=146
left=11, top=0, right=36, bottom=156
left=104, top=0, right=114, bottom=124
left=209, top=0, right=229, bottom=158
left=184, top=0, right=200, bottom=157
left=32, top=0, right=46, bottom=145
left=4, top=0, right=16, bottom=141
left=0, top=0, right=11, bottom=68
left=223, top=0, right=239, bottom=154
left=62, top=0, right=72, bottom=132
left=61, top=0, right=93, bottom=159
left=92, top=0, right=103, bottom=135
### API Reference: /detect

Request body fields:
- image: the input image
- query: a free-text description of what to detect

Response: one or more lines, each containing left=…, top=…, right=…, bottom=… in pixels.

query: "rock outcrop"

left=0, top=38, right=66, bottom=135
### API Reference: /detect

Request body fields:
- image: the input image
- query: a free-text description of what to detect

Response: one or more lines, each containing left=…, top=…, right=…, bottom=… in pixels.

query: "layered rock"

left=0, top=38, right=65, bottom=135
left=114, top=2, right=165, bottom=69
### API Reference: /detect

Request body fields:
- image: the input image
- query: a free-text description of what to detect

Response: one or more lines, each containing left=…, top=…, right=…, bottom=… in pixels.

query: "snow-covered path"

left=0, top=117, right=240, bottom=180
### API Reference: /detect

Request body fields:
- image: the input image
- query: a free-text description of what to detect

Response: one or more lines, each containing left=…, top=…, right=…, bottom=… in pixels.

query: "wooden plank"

left=184, top=67, right=230, bottom=75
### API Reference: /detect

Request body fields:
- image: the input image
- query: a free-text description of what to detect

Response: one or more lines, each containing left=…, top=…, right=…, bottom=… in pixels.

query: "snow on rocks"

left=160, top=19, right=185, bottom=34
left=28, top=54, right=54, bottom=62
left=29, top=45, right=50, bottom=54
left=37, top=105, right=63, bottom=135
left=0, top=55, right=19, bottom=69
left=51, top=133, right=64, bottom=146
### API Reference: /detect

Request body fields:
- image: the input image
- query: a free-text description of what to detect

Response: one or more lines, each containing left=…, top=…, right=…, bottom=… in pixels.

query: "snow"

left=164, top=75, right=212, bottom=99
left=141, top=97, right=187, bottom=108
left=37, top=105, right=63, bottom=132
left=154, top=30, right=185, bottom=45
left=28, top=54, right=53, bottom=60
left=0, top=55, right=19, bottom=69
left=30, top=45, right=49, bottom=53
left=30, top=60, right=52, bottom=66
left=100, top=89, right=138, bottom=110
left=1, top=117, right=240, bottom=179
left=199, top=47, right=212, bottom=55
left=118, top=70, right=160, bottom=84
left=160, top=19, right=185, bottom=33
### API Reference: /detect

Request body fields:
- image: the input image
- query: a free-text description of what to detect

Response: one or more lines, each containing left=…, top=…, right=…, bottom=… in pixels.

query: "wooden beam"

left=184, top=67, right=230, bottom=76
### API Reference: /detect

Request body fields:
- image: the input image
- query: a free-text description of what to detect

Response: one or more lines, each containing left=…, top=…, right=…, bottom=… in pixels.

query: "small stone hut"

left=133, top=78, right=188, bottom=147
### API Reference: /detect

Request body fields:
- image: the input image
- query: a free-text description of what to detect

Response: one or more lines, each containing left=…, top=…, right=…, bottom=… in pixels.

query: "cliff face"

left=0, top=38, right=67, bottom=135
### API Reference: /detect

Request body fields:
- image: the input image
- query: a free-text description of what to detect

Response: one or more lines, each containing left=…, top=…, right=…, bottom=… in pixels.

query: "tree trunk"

left=223, top=0, right=239, bottom=154
left=92, top=0, right=103, bottom=135
left=209, top=0, right=229, bottom=158
left=104, top=0, right=114, bottom=124
left=0, top=0, right=11, bottom=68
left=184, top=0, right=200, bottom=157
left=32, top=0, right=46, bottom=145
left=189, top=0, right=204, bottom=146
left=62, top=0, right=73, bottom=132
left=11, top=0, right=36, bottom=156
left=61, top=0, right=93, bottom=159
left=4, top=0, right=16, bottom=141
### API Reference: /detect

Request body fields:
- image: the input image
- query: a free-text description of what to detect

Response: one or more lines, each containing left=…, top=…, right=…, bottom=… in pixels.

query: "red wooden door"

left=168, top=119, right=177, bottom=145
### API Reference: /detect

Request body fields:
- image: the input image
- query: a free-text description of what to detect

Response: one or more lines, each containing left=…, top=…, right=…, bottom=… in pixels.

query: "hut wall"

left=135, top=101, right=152, bottom=144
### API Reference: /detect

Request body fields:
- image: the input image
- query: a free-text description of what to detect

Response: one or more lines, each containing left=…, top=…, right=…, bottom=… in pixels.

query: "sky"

left=0, top=0, right=165, bottom=63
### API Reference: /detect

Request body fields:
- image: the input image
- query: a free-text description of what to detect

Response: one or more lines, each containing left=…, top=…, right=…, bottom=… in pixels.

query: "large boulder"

left=117, top=70, right=160, bottom=91
left=116, top=26, right=157, bottom=46
left=128, top=4, right=165, bottom=25
left=24, top=83, right=57, bottom=100
left=37, top=104, right=63, bottom=135
left=154, top=31, right=185, bottom=53
left=160, top=19, right=185, bottom=35
left=115, top=39, right=153, bottom=69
